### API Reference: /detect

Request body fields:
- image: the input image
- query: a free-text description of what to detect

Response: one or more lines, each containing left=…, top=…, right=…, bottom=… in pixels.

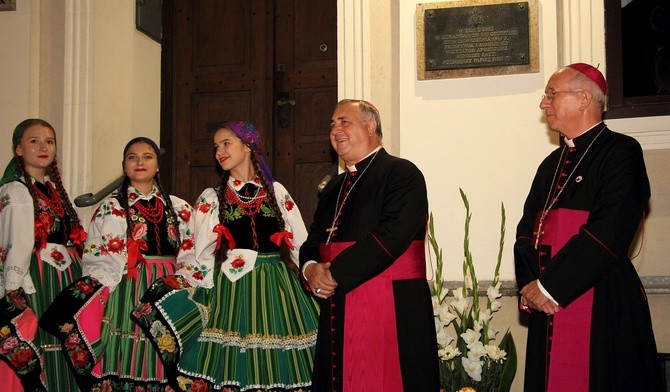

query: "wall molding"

left=62, top=0, right=94, bottom=217
left=439, top=276, right=670, bottom=297
left=338, top=0, right=370, bottom=100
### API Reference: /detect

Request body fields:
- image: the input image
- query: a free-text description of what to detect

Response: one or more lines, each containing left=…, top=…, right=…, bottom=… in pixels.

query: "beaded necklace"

left=226, top=182, right=267, bottom=248
left=534, top=126, right=604, bottom=249
left=132, top=197, right=165, bottom=224
left=33, top=181, right=65, bottom=217
left=132, top=197, right=165, bottom=250
left=225, top=184, right=266, bottom=215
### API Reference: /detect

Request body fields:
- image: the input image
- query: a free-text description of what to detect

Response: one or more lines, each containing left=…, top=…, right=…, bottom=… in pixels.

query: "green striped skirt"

left=134, top=253, right=319, bottom=391
left=0, top=247, right=82, bottom=391
left=41, top=256, right=176, bottom=391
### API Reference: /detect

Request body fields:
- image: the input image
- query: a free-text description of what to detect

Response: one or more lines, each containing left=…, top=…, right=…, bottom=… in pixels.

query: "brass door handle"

left=277, top=99, right=296, bottom=106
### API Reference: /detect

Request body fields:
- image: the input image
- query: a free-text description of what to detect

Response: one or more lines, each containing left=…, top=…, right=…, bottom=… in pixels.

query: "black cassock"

left=514, top=124, right=663, bottom=391
left=300, top=148, right=439, bottom=391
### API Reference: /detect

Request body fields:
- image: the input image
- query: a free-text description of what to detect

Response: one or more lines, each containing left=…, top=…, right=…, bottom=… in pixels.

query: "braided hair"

left=213, top=130, right=297, bottom=274
left=118, top=137, right=181, bottom=247
left=11, top=119, right=82, bottom=248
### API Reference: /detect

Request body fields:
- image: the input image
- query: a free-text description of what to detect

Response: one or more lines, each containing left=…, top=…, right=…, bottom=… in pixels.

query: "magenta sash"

left=319, top=240, right=426, bottom=392
left=535, top=208, right=591, bottom=392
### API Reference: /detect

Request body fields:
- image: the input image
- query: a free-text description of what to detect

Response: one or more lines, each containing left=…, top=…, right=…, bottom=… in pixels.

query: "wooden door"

left=160, top=0, right=337, bottom=228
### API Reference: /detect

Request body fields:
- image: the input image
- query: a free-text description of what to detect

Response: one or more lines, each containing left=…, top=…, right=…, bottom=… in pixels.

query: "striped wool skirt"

left=133, top=252, right=319, bottom=392
left=40, top=256, right=176, bottom=391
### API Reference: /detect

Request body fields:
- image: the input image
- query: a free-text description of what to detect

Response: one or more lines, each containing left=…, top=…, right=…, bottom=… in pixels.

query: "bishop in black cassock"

left=515, top=63, right=662, bottom=391
left=300, top=99, right=439, bottom=391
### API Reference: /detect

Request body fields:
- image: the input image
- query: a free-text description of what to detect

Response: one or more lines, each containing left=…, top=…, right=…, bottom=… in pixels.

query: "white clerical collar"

left=563, top=122, right=602, bottom=147
left=346, top=146, right=382, bottom=172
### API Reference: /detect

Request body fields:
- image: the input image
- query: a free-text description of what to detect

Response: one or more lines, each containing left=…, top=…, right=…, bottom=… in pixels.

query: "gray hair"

left=336, top=99, right=383, bottom=137
left=568, top=70, right=607, bottom=111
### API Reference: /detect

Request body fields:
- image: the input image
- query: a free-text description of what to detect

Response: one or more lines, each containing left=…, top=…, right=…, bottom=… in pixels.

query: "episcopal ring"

left=316, top=287, right=322, bottom=294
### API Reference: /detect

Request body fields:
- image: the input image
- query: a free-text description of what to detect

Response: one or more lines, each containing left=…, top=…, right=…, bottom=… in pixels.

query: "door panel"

left=163, top=0, right=337, bottom=227
left=273, top=0, right=338, bottom=226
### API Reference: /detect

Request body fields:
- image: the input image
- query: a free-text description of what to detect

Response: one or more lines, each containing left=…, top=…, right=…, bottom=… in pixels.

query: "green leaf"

left=498, top=330, right=517, bottom=392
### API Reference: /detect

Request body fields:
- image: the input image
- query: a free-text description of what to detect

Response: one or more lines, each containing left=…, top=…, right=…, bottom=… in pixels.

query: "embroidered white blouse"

left=177, top=180, right=308, bottom=288
left=81, top=185, right=195, bottom=292
left=0, top=179, right=79, bottom=295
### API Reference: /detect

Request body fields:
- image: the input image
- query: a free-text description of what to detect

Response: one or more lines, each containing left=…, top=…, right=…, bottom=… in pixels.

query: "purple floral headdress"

left=219, top=121, right=274, bottom=184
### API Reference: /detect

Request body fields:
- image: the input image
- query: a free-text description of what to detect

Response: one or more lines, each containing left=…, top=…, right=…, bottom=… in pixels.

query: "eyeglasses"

left=541, top=90, right=583, bottom=100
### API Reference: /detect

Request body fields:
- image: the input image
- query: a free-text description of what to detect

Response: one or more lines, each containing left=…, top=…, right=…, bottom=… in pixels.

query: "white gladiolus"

left=490, top=299, right=502, bottom=312
left=462, top=356, right=483, bottom=382
left=479, top=309, right=492, bottom=323
left=450, top=296, right=470, bottom=316
left=460, top=329, right=481, bottom=346
left=467, top=341, right=487, bottom=359
left=436, top=326, right=455, bottom=348
left=435, top=302, right=457, bottom=325
left=486, top=325, right=500, bottom=340
left=428, top=196, right=514, bottom=391
left=487, top=282, right=502, bottom=301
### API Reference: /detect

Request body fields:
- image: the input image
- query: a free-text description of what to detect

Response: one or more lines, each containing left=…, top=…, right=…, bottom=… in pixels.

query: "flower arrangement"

left=429, top=189, right=516, bottom=392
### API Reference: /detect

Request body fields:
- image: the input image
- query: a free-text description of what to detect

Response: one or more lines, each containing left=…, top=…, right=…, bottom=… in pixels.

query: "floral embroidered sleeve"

left=272, top=182, right=308, bottom=266
left=169, top=195, right=196, bottom=269
left=0, top=181, right=38, bottom=295
left=81, top=197, right=129, bottom=291
left=175, top=187, right=217, bottom=288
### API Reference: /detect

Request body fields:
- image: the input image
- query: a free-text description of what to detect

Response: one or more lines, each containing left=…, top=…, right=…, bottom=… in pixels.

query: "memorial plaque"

left=417, top=0, right=538, bottom=80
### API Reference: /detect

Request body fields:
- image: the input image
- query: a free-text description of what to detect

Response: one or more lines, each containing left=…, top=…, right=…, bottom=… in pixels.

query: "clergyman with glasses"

left=514, top=63, right=663, bottom=391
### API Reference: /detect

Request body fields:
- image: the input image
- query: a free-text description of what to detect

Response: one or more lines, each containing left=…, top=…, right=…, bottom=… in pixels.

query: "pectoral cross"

left=326, top=224, right=338, bottom=244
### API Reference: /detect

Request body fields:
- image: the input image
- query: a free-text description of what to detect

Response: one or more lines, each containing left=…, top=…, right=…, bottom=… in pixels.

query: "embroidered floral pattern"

left=180, top=237, right=195, bottom=252
left=89, top=377, right=168, bottom=392
left=0, top=306, right=41, bottom=378
left=68, top=336, right=91, bottom=364
left=177, top=208, right=191, bottom=222
left=196, top=199, right=212, bottom=214
left=49, top=247, right=66, bottom=265
left=0, top=334, right=19, bottom=354
left=0, top=245, right=9, bottom=262
left=177, top=376, right=212, bottom=392
left=222, top=204, right=244, bottom=222
left=105, top=235, right=126, bottom=254
left=132, top=222, right=148, bottom=240
left=47, top=280, right=104, bottom=377
left=131, top=276, right=192, bottom=368
left=84, top=242, right=103, bottom=258
left=0, top=193, right=10, bottom=213
left=153, top=323, right=177, bottom=353
left=70, top=276, right=98, bottom=299
left=283, top=194, right=295, bottom=211
left=229, top=254, right=246, bottom=274
left=175, top=261, right=208, bottom=280
left=133, top=309, right=180, bottom=364
left=6, top=289, right=28, bottom=311
left=163, top=275, right=188, bottom=289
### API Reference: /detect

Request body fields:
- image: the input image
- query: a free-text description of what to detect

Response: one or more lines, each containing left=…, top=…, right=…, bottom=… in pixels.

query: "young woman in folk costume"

left=40, top=136, right=195, bottom=391
left=0, top=118, right=86, bottom=391
left=132, top=121, right=319, bottom=392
